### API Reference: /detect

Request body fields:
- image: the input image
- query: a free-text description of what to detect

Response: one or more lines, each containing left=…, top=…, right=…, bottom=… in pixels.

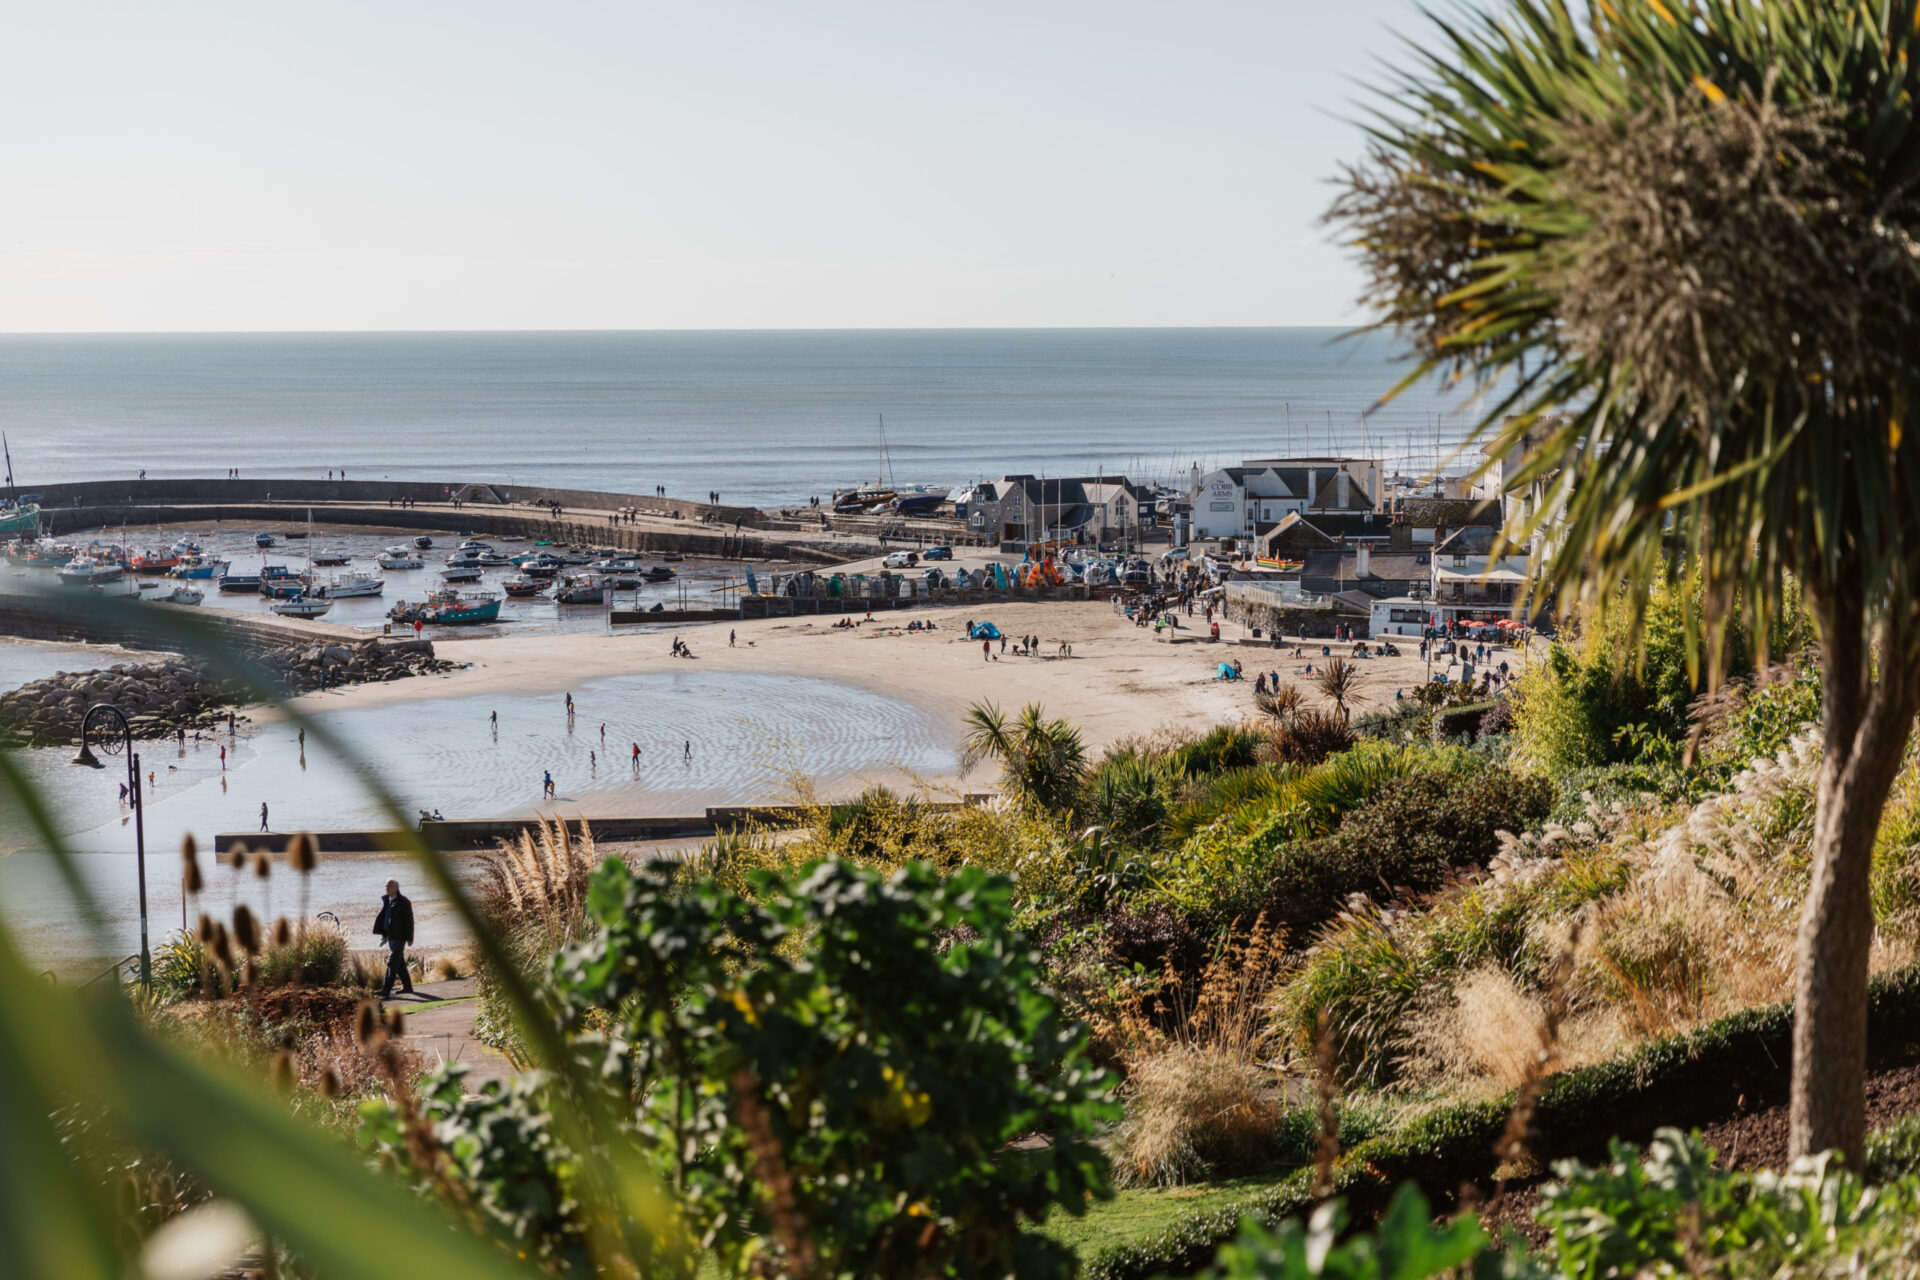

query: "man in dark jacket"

left=374, top=879, right=415, bottom=998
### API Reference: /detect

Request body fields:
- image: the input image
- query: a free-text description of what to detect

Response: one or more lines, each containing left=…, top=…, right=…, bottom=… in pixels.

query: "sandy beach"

left=287, top=597, right=1462, bottom=774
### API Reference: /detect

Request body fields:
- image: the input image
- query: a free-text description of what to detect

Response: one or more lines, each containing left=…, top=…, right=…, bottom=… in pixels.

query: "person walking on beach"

left=259, top=802, right=269, bottom=832
left=729, top=629, right=735, bottom=647
left=982, top=638, right=991, bottom=661
left=589, top=750, right=597, bottom=770
left=631, top=742, right=640, bottom=769
left=683, top=740, right=691, bottom=763
left=490, top=710, right=497, bottom=733
left=564, top=692, right=574, bottom=717
left=374, top=879, right=415, bottom=998
left=219, top=744, right=226, bottom=770
left=599, top=723, right=606, bottom=746
left=543, top=771, right=555, bottom=800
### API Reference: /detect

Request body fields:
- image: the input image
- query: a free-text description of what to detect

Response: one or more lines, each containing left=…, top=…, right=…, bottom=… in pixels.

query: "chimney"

left=1337, top=470, right=1351, bottom=508
left=1356, top=544, right=1371, bottom=578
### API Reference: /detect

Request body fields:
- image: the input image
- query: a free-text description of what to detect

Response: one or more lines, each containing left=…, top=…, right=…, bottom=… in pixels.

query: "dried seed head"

left=180, top=836, right=201, bottom=894
left=318, top=1067, right=342, bottom=1099
left=287, top=832, right=315, bottom=874
left=242, top=957, right=258, bottom=988
left=209, top=921, right=234, bottom=973
left=354, top=1000, right=381, bottom=1048
left=181, top=859, right=203, bottom=896
left=270, top=1049, right=295, bottom=1094
left=272, top=918, right=293, bottom=949
left=196, top=913, right=216, bottom=945
left=228, top=845, right=247, bottom=870
left=385, top=1009, right=406, bottom=1038
left=232, top=905, right=260, bottom=956
left=252, top=853, right=271, bottom=880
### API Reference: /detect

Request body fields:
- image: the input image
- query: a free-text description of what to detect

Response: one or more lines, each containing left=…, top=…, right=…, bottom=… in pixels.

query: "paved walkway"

left=378, top=976, right=517, bottom=1089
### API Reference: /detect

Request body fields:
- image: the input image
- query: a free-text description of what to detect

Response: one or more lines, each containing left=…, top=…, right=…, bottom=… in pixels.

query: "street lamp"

left=72, top=702, right=149, bottom=987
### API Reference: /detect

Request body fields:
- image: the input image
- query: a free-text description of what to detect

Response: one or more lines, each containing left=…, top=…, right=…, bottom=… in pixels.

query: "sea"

left=0, top=329, right=1496, bottom=505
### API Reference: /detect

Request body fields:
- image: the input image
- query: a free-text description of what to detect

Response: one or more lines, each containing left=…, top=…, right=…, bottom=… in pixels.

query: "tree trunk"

left=1790, top=595, right=1920, bottom=1165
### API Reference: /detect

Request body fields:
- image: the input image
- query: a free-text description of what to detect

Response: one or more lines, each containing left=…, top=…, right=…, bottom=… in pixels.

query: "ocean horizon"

left=0, top=327, right=1500, bottom=506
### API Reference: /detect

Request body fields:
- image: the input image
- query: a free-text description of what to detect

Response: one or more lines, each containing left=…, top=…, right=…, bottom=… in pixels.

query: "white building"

left=1187, top=457, right=1382, bottom=541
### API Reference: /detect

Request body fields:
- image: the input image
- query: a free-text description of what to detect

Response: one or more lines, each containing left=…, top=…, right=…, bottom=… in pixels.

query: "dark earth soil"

left=1476, top=1062, right=1920, bottom=1246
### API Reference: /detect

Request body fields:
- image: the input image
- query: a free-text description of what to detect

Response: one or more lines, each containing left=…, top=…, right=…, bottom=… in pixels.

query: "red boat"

left=130, top=550, right=181, bottom=575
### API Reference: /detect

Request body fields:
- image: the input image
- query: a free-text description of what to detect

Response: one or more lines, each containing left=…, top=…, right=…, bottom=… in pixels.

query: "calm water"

left=0, top=329, right=1492, bottom=503
left=0, top=668, right=955, bottom=970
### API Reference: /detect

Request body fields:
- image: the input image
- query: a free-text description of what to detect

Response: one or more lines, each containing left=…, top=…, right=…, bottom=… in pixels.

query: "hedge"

left=1082, top=961, right=1920, bottom=1280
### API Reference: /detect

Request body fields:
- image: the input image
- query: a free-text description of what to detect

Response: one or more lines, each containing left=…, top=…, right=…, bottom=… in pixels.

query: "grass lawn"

left=1039, top=1176, right=1282, bottom=1256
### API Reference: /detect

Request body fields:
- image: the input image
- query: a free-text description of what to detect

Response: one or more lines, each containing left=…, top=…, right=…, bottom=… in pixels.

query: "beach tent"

left=1215, top=662, right=1240, bottom=680
left=971, top=622, right=1002, bottom=640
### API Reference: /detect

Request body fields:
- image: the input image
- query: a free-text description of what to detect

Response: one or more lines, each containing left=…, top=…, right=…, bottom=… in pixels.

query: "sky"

left=0, top=1, right=1434, bottom=332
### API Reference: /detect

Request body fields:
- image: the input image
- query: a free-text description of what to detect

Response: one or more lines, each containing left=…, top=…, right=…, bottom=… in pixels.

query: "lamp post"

left=73, top=703, right=149, bottom=987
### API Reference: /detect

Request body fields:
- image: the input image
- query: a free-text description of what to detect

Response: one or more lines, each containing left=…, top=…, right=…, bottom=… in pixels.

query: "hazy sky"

left=0, top=1, right=1432, bottom=332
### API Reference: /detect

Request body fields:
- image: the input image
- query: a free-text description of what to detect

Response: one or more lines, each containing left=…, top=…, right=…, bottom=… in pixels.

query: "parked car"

left=923, top=545, right=953, bottom=561
left=882, top=551, right=919, bottom=568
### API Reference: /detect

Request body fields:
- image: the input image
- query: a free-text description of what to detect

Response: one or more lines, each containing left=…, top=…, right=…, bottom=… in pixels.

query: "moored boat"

left=554, top=574, right=609, bottom=604
left=254, top=533, right=275, bottom=548
left=413, top=536, right=433, bottom=549
left=315, top=573, right=384, bottom=599
left=375, top=549, right=424, bottom=570
left=441, top=564, right=483, bottom=583
left=218, top=572, right=262, bottom=593
left=500, top=575, right=546, bottom=597
left=57, top=556, right=125, bottom=586
left=130, top=550, right=180, bottom=575
left=271, top=593, right=333, bottom=618
left=389, top=588, right=502, bottom=625
left=310, top=549, right=351, bottom=566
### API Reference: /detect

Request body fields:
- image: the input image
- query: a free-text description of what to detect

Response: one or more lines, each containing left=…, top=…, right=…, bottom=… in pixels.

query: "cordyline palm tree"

left=1314, top=658, right=1361, bottom=726
left=1331, top=0, right=1920, bottom=1163
left=959, top=701, right=1089, bottom=816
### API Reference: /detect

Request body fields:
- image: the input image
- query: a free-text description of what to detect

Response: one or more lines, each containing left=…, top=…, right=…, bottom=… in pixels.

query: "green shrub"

left=1254, top=767, right=1553, bottom=938
left=381, top=858, right=1117, bottom=1280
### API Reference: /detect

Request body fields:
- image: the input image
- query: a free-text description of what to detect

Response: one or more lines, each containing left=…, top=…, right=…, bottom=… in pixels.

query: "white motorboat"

left=57, top=556, right=125, bottom=586
left=441, top=564, right=483, bottom=583
left=316, top=573, right=385, bottom=599
left=310, top=549, right=351, bottom=566
left=271, top=594, right=333, bottom=618
left=136, top=579, right=159, bottom=590
left=154, top=585, right=204, bottom=605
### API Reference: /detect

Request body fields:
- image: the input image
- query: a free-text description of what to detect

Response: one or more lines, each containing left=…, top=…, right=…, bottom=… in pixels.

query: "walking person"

left=543, top=770, right=555, bottom=800
left=219, top=744, right=226, bottom=770
left=631, top=742, right=640, bottom=769
left=683, top=739, right=691, bottom=763
left=490, top=710, right=498, bottom=733
left=259, top=802, right=269, bottom=832
left=564, top=692, right=574, bottom=717
left=374, top=879, right=415, bottom=998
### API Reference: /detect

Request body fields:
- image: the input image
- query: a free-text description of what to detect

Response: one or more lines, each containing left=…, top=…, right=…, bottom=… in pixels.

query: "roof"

left=1436, top=564, right=1528, bottom=584
left=1308, top=468, right=1378, bottom=511
left=1434, top=526, right=1504, bottom=556
left=1400, top=497, right=1499, bottom=528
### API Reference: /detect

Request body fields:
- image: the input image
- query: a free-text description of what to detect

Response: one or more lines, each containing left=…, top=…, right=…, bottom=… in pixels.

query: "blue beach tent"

left=971, top=622, right=1002, bottom=640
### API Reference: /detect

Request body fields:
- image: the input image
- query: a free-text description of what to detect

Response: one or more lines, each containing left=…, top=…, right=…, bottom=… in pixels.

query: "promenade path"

left=379, top=976, right=517, bottom=1089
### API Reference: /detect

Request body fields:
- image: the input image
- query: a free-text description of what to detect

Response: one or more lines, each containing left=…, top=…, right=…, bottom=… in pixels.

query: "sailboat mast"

left=2, top=432, right=12, bottom=491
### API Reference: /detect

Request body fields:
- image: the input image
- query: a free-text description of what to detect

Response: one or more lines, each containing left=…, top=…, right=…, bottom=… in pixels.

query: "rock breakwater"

left=0, top=639, right=460, bottom=747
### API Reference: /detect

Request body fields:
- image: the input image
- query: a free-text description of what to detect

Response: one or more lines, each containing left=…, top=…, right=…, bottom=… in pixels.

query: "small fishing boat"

left=271, top=593, right=333, bottom=619
left=57, top=557, right=125, bottom=587
left=136, top=579, right=159, bottom=590
left=130, top=550, right=180, bottom=575
left=218, top=573, right=261, bottom=593
left=457, top=540, right=493, bottom=554
left=500, top=576, right=546, bottom=597
left=0, top=501, right=43, bottom=537
left=445, top=550, right=482, bottom=567
left=261, top=578, right=309, bottom=600
left=375, top=549, right=424, bottom=570
left=554, top=574, right=609, bottom=605
left=441, top=564, right=483, bottom=583
left=310, top=549, right=351, bottom=566
left=588, top=555, right=640, bottom=573
left=172, top=556, right=227, bottom=579
left=475, top=551, right=512, bottom=567
left=659, top=552, right=685, bottom=562
left=282, top=529, right=307, bottom=540
left=522, top=562, right=558, bottom=579
left=254, top=533, right=275, bottom=548
left=315, top=573, right=384, bottom=599
left=643, top=565, right=676, bottom=582
left=413, top=536, right=433, bottom=549
left=390, top=588, right=502, bottom=625
left=160, top=585, right=204, bottom=606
